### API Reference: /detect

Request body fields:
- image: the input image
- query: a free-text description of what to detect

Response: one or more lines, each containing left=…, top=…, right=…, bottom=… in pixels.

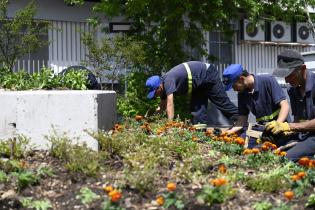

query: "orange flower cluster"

left=291, top=171, right=306, bottom=181
left=262, top=141, right=277, bottom=150
left=103, top=185, right=122, bottom=202
left=218, top=164, right=227, bottom=174
left=156, top=196, right=165, bottom=205
left=284, top=191, right=294, bottom=200
left=210, top=132, right=245, bottom=146
left=243, top=141, right=279, bottom=155
left=210, top=177, right=228, bottom=187
left=140, top=122, right=152, bottom=133
left=192, top=136, right=199, bottom=142
left=274, top=150, right=287, bottom=157
left=155, top=121, right=187, bottom=135
left=298, top=157, right=315, bottom=168
left=113, top=124, right=124, bottom=132
left=135, top=115, right=144, bottom=121
left=167, top=182, right=177, bottom=192
left=243, top=148, right=260, bottom=155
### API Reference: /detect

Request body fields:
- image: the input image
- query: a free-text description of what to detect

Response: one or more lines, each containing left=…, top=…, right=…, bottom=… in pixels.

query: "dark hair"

left=240, top=70, right=249, bottom=77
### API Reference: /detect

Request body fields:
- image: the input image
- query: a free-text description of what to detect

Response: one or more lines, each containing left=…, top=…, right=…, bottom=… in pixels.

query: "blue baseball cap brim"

left=223, top=64, right=243, bottom=91
left=147, top=89, right=156, bottom=99
left=146, top=75, right=161, bottom=100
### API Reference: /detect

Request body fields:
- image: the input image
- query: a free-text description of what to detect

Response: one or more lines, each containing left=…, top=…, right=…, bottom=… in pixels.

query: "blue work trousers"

left=190, top=69, right=238, bottom=124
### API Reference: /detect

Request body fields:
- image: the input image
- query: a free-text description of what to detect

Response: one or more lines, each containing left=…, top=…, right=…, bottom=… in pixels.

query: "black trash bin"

left=60, top=65, right=101, bottom=90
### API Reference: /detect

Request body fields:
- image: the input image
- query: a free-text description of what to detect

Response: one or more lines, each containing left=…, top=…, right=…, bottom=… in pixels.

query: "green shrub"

left=0, top=135, right=32, bottom=159
left=197, top=185, right=235, bottom=207
left=20, top=197, right=53, bottom=210
left=65, top=145, right=101, bottom=177
left=246, top=166, right=291, bottom=193
left=0, top=67, right=88, bottom=90
left=76, top=187, right=100, bottom=205
left=12, top=171, right=40, bottom=191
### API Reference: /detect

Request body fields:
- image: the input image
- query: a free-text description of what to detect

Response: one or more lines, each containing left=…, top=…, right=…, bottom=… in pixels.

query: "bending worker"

left=223, top=64, right=290, bottom=148
left=145, top=61, right=238, bottom=124
left=266, top=49, right=315, bottom=161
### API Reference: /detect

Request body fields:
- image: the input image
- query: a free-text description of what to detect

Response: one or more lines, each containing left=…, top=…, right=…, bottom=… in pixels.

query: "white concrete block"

left=0, top=90, right=116, bottom=150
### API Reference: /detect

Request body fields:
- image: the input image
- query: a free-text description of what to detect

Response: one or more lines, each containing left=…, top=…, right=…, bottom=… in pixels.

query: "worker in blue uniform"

left=145, top=61, right=238, bottom=124
left=266, top=49, right=315, bottom=161
left=223, top=64, right=290, bottom=148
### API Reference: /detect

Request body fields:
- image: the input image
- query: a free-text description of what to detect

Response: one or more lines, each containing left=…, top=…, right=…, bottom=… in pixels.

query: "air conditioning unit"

left=296, top=22, right=315, bottom=44
left=271, top=21, right=292, bottom=42
left=242, top=19, right=265, bottom=41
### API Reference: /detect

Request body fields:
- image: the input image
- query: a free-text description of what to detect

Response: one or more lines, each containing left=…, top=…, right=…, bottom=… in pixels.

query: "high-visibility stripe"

left=183, top=62, right=192, bottom=98
left=256, top=109, right=280, bottom=122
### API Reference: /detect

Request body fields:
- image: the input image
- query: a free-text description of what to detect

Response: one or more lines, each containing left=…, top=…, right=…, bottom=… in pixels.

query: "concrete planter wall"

left=0, top=90, right=116, bottom=150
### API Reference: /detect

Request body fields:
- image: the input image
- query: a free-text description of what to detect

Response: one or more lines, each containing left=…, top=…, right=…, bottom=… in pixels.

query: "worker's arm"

left=155, top=99, right=167, bottom=114
left=276, top=99, right=290, bottom=123
left=166, top=93, right=174, bottom=121
left=227, top=115, right=248, bottom=134
left=289, top=118, right=315, bottom=132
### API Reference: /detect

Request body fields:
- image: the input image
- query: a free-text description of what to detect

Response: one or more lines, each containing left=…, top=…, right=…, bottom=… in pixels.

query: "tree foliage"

left=0, top=0, right=48, bottom=71
left=66, top=0, right=315, bottom=71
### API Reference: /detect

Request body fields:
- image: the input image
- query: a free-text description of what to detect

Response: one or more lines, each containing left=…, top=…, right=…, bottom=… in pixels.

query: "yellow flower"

left=103, top=185, right=113, bottom=193
left=167, top=182, right=176, bottom=192
left=108, top=190, right=122, bottom=202
left=156, top=196, right=164, bottom=205
left=284, top=191, right=294, bottom=200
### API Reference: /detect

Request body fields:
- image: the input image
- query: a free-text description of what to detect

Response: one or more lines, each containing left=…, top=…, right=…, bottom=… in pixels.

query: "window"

left=208, top=32, right=233, bottom=66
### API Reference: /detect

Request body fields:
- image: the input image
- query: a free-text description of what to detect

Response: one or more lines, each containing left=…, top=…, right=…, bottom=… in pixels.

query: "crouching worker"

left=266, top=49, right=315, bottom=162
left=145, top=61, right=238, bottom=124
left=223, top=64, right=290, bottom=148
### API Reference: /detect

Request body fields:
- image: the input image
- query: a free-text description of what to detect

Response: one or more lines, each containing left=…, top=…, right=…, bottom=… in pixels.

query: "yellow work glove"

left=265, top=120, right=277, bottom=131
left=265, top=121, right=291, bottom=135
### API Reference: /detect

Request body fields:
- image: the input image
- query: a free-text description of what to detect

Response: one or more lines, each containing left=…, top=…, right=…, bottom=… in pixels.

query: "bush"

left=0, top=67, right=88, bottom=90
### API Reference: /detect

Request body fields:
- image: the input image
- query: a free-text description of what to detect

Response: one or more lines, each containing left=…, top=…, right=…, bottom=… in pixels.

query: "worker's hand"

left=265, top=121, right=291, bottom=135
left=265, top=120, right=277, bottom=131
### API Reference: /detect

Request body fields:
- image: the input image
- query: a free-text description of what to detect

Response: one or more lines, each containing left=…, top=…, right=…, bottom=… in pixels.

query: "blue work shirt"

left=238, top=74, right=287, bottom=123
left=288, top=70, right=315, bottom=121
left=161, top=61, right=212, bottom=98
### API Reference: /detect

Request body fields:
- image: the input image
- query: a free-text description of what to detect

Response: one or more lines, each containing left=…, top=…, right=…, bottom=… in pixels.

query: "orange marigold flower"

left=298, top=157, right=310, bottom=166
left=284, top=191, right=294, bottom=200
left=103, top=185, right=113, bottom=193
left=235, top=137, right=245, bottom=145
left=263, top=141, right=273, bottom=147
left=218, top=164, right=227, bottom=174
left=261, top=145, right=269, bottom=151
left=297, top=171, right=306, bottom=179
left=210, top=177, right=227, bottom=187
left=108, top=190, right=122, bottom=202
left=291, top=175, right=300, bottom=181
left=274, top=149, right=281, bottom=155
left=309, top=160, right=315, bottom=168
left=156, top=196, right=164, bottom=206
left=270, top=144, right=277, bottom=150
left=204, top=130, right=212, bottom=137
left=243, top=149, right=252, bottom=155
left=192, top=136, right=198, bottom=141
left=135, top=115, right=143, bottom=121
left=251, top=148, right=260, bottom=154
left=280, top=151, right=287, bottom=156
left=167, top=182, right=176, bottom=192
left=114, top=124, right=124, bottom=132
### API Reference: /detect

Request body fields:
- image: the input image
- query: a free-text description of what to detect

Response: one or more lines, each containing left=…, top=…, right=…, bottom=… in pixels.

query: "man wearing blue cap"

left=265, top=49, right=315, bottom=161
left=222, top=63, right=290, bottom=148
left=146, top=61, right=238, bottom=124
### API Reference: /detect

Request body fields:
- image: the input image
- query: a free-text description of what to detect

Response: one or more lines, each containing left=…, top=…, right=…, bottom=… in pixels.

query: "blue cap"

left=146, top=75, right=161, bottom=99
left=222, top=64, right=243, bottom=90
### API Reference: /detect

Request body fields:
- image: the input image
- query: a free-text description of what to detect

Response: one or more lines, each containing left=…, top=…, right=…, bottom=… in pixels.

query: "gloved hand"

left=265, top=120, right=291, bottom=135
